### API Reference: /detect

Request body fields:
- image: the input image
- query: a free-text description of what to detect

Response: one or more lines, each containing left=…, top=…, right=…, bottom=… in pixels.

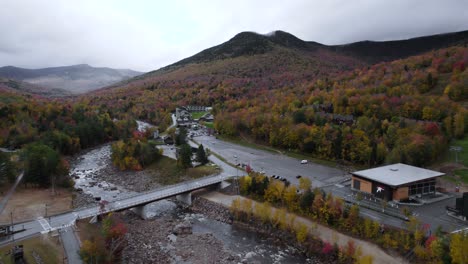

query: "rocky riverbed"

left=68, top=139, right=310, bottom=263
left=121, top=210, right=240, bottom=264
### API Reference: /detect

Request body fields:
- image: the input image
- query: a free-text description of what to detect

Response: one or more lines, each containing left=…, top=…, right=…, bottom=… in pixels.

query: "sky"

left=1, top=0, right=468, bottom=72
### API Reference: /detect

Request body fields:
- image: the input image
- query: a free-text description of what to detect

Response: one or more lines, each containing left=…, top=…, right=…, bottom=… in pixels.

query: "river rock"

left=173, top=221, right=192, bottom=235
left=190, top=196, right=233, bottom=223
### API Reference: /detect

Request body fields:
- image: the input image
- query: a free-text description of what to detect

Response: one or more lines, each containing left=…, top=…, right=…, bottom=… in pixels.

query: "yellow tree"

left=241, top=198, right=253, bottom=220
left=295, top=222, right=308, bottom=243
left=230, top=197, right=242, bottom=220
left=299, top=177, right=312, bottom=191
left=239, top=175, right=252, bottom=195
left=273, top=208, right=287, bottom=230
left=254, top=202, right=272, bottom=224
left=264, top=180, right=285, bottom=204
left=450, top=232, right=468, bottom=264
left=283, top=185, right=299, bottom=212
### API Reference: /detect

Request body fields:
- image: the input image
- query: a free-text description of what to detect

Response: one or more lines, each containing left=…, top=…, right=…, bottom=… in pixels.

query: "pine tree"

left=178, top=144, right=192, bottom=168
left=196, top=144, right=208, bottom=165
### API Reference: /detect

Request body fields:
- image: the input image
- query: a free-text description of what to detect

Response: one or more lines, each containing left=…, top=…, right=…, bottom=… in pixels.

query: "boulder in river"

left=173, top=221, right=192, bottom=235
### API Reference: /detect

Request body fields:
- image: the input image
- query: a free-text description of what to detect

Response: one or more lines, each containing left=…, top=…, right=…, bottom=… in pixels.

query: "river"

left=69, top=121, right=310, bottom=263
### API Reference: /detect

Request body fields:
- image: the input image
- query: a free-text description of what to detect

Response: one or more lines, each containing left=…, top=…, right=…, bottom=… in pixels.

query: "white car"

left=301, top=160, right=308, bottom=164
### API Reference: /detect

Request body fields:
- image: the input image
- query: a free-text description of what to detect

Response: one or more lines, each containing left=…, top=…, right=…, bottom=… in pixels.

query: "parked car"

left=301, top=160, right=308, bottom=164
left=296, top=175, right=302, bottom=179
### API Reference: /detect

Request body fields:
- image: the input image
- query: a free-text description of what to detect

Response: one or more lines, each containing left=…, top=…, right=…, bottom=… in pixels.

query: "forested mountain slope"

left=0, top=64, right=142, bottom=94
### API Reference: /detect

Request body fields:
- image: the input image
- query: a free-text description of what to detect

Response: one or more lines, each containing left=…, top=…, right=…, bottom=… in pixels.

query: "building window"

left=353, top=179, right=361, bottom=190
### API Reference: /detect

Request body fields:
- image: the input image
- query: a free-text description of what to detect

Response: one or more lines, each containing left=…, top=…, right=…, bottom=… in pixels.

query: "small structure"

left=186, top=105, right=207, bottom=112
left=162, top=135, right=174, bottom=145
left=351, top=163, right=444, bottom=201
left=153, top=129, right=160, bottom=139
left=451, top=192, right=468, bottom=219
left=11, top=245, right=24, bottom=262
left=0, top=225, right=12, bottom=236
left=199, top=113, right=214, bottom=122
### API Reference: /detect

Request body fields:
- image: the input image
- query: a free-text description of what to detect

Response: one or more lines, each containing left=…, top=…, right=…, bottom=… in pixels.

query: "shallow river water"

left=70, top=122, right=309, bottom=263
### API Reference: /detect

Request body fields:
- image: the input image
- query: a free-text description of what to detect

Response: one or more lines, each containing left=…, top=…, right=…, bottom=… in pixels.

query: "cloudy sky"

left=1, top=0, right=468, bottom=72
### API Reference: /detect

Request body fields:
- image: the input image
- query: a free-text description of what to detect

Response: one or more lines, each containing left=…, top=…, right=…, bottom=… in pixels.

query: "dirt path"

left=201, top=192, right=407, bottom=264
left=0, top=187, right=72, bottom=224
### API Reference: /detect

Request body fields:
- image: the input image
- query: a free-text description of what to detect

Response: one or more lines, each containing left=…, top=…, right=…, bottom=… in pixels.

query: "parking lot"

left=192, top=135, right=345, bottom=187
left=182, top=127, right=468, bottom=233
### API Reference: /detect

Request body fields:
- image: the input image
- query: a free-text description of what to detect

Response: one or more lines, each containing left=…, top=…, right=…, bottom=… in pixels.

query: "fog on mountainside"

left=0, top=64, right=143, bottom=95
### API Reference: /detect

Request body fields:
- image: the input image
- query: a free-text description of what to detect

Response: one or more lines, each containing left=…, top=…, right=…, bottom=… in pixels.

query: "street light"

left=450, top=146, right=463, bottom=163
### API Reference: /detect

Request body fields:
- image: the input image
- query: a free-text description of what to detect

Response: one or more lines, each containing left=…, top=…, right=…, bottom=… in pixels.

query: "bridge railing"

left=74, top=174, right=232, bottom=219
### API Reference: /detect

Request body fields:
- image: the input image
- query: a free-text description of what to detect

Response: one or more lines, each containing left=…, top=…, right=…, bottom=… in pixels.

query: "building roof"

left=352, top=163, right=444, bottom=187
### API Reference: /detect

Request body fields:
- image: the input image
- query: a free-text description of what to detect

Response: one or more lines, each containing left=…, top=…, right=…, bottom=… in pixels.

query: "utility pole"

left=233, top=155, right=240, bottom=195
left=10, top=210, right=14, bottom=241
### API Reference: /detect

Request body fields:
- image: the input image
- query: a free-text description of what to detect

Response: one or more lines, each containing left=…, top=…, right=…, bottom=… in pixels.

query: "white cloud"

left=0, top=0, right=467, bottom=71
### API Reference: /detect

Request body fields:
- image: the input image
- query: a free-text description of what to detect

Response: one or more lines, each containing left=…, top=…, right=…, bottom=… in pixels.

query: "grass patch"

left=442, top=174, right=459, bottom=184
left=146, top=156, right=219, bottom=185
left=0, top=235, right=62, bottom=264
left=203, top=122, right=214, bottom=129
left=190, top=111, right=207, bottom=120
left=439, top=137, right=468, bottom=167
left=148, top=139, right=165, bottom=145
left=454, top=169, right=468, bottom=184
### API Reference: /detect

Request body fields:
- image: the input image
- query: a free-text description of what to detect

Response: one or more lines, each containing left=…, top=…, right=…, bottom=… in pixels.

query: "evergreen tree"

left=300, top=189, right=314, bottom=213
left=196, top=144, right=208, bottom=165
left=178, top=144, right=192, bottom=168
left=24, top=143, right=60, bottom=187
left=175, top=127, right=187, bottom=146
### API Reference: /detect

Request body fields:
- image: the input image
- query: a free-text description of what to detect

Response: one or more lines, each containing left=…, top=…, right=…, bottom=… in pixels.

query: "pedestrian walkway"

left=60, top=226, right=83, bottom=264
left=37, top=217, right=52, bottom=233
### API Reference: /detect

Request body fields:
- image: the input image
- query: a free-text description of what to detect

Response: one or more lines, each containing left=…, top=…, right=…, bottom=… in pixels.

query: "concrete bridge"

left=0, top=173, right=231, bottom=246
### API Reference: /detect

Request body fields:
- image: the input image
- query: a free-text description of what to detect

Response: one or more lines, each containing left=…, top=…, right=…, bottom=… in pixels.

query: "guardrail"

left=75, top=174, right=231, bottom=219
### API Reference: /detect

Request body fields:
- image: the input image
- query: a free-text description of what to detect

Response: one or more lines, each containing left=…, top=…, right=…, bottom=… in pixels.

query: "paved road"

left=193, top=135, right=345, bottom=187
left=0, top=172, right=230, bottom=246
left=60, top=226, right=82, bottom=264
left=0, top=172, right=24, bottom=215
left=0, top=148, right=18, bottom=153
left=193, top=135, right=468, bottom=232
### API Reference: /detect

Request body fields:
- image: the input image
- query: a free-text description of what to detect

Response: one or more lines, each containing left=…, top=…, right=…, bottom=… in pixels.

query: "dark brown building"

left=351, top=163, right=444, bottom=201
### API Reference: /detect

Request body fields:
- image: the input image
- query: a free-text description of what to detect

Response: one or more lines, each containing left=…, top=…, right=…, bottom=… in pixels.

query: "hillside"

left=331, top=30, right=468, bottom=63
left=111, top=29, right=468, bottom=91
left=86, top=30, right=468, bottom=167
left=100, top=30, right=367, bottom=95
left=0, top=64, right=143, bottom=94
left=0, top=77, right=71, bottom=97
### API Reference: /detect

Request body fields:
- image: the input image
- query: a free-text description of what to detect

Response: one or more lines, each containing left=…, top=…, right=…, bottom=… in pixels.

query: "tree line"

left=238, top=172, right=466, bottom=263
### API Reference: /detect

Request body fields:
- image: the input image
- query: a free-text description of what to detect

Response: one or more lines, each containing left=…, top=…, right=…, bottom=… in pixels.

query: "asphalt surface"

left=192, top=134, right=468, bottom=233
left=194, top=135, right=345, bottom=187
left=60, top=226, right=82, bottom=264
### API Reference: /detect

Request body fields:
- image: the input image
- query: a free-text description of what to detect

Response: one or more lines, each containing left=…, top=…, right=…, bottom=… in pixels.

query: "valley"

left=1, top=8, right=468, bottom=263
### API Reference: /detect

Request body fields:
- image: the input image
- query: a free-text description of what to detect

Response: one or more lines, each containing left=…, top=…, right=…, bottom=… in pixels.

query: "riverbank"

left=0, top=186, right=72, bottom=224
left=202, top=192, right=407, bottom=264
left=121, top=208, right=240, bottom=264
